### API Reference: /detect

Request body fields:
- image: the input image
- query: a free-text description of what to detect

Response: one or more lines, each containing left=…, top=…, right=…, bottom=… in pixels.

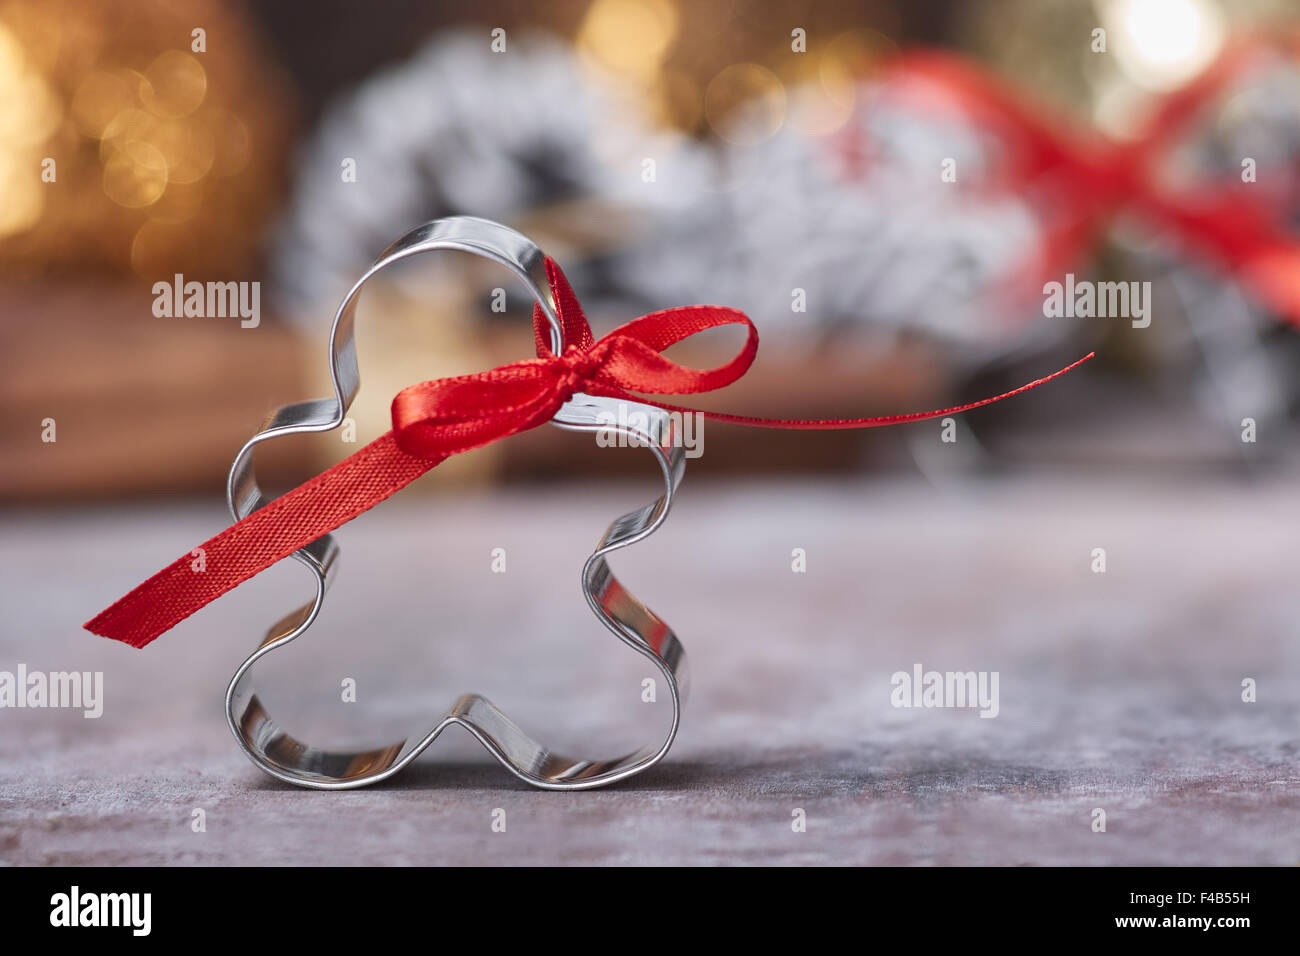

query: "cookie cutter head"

left=224, top=217, right=688, bottom=790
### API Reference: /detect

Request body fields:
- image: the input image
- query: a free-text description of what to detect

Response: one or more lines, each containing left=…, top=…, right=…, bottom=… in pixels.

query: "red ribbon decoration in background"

left=86, top=259, right=1092, bottom=648
left=852, top=38, right=1300, bottom=325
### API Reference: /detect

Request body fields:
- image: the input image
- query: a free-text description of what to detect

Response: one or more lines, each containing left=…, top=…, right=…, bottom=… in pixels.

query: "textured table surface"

left=2, top=471, right=1298, bottom=866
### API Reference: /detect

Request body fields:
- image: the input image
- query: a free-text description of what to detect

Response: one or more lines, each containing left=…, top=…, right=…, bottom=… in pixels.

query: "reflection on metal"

left=226, top=217, right=687, bottom=790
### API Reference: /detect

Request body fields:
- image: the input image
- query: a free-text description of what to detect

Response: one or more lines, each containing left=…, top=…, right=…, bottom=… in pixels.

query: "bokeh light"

left=0, top=0, right=289, bottom=276
left=577, top=0, right=678, bottom=83
left=0, top=21, right=56, bottom=237
left=141, top=51, right=206, bottom=118
left=704, top=62, right=787, bottom=146
left=101, top=138, right=167, bottom=208
left=1106, top=0, right=1226, bottom=91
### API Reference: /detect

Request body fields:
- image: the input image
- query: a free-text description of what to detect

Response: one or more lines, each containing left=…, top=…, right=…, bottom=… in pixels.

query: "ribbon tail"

left=637, top=352, right=1094, bottom=429
left=85, top=433, right=440, bottom=648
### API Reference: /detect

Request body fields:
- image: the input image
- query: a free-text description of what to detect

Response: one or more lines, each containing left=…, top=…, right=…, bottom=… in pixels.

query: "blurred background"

left=6, top=0, right=1300, bottom=499
left=4, top=0, right=1300, bottom=866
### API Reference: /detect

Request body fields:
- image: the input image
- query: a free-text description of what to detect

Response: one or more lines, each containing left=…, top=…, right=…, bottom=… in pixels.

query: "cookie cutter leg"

left=224, top=217, right=688, bottom=790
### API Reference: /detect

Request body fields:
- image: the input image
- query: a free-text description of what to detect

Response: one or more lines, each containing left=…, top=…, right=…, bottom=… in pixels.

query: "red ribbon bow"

left=391, top=261, right=758, bottom=461
left=86, top=259, right=1091, bottom=648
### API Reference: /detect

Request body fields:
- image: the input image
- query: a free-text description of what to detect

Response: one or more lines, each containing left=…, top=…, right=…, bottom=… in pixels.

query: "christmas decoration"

left=85, top=216, right=1088, bottom=790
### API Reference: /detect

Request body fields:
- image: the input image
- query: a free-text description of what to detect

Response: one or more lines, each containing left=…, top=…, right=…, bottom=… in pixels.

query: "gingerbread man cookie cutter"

left=225, top=217, right=687, bottom=790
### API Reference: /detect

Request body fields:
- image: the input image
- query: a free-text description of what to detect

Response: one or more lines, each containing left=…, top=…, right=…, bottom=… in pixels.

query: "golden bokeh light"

left=0, top=63, right=60, bottom=146
left=141, top=50, right=206, bottom=118
left=98, top=107, right=215, bottom=186
left=149, top=116, right=215, bottom=184
left=772, top=28, right=898, bottom=139
left=704, top=62, right=787, bottom=146
left=102, top=138, right=167, bottom=208
left=0, top=0, right=290, bottom=275
left=0, top=20, right=58, bottom=237
left=0, top=150, right=44, bottom=236
left=0, top=0, right=60, bottom=74
left=98, top=107, right=155, bottom=160
left=577, top=0, right=679, bottom=83
left=0, top=18, right=22, bottom=82
left=819, top=28, right=895, bottom=111
left=70, top=69, right=148, bottom=138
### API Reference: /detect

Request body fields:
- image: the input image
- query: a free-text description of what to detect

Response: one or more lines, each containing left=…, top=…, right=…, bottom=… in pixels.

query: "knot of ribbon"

left=86, top=258, right=1089, bottom=648
left=389, top=262, right=758, bottom=462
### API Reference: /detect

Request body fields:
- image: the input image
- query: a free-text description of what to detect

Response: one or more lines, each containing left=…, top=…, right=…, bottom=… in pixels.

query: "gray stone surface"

left=2, top=473, right=1298, bottom=865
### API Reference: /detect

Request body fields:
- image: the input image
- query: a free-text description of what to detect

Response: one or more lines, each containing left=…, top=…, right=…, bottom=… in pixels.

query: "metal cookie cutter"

left=225, top=217, right=687, bottom=790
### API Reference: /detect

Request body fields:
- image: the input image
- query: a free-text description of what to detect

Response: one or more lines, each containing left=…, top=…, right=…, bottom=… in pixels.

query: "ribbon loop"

left=86, top=256, right=1091, bottom=648
left=589, top=307, right=759, bottom=395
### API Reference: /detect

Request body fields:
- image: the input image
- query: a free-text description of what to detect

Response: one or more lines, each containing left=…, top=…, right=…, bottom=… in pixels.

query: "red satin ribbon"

left=86, top=258, right=1092, bottom=648
left=855, top=40, right=1300, bottom=323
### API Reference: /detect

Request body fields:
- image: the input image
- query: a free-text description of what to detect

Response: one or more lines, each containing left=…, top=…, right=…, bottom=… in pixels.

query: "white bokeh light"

left=1105, top=0, right=1226, bottom=90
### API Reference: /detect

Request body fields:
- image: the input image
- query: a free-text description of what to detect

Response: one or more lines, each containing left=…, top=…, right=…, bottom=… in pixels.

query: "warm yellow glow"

left=0, top=20, right=23, bottom=88
left=780, top=28, right=896, bottom=137
left=577, top=0, right=678, bottom=82
left=102, top=139, right=168, bottom=208
left=819, top=28, right=893, bottom=110
left=704, top=62, right=787, bottom=146
left=206, top=107, right=250, bottom=177
left=0, top=1, right=61, bottom=74
left=71, top=69, right=147, bottom=138
left=0, top=20, right=59, bottom=236
left=141, top=50, right=207, bottom=118
left=0, top=0, right=282, bottom=275
left=0, top=150, right=43, bottom=236
left=130, top=218, right=173, bottom=275
left=146, top=178, right=205, bottom=224
left=149, top=116, right=215, bottom=184
left=1106, top=0, right=1225, bottom=90
left=0, top=64, right=59, bottom=146
left=99, top=107, right=214, bottom=185
left=650, top=68, right=701, bottom=130
left=99, top=107, right=154, bottom=158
